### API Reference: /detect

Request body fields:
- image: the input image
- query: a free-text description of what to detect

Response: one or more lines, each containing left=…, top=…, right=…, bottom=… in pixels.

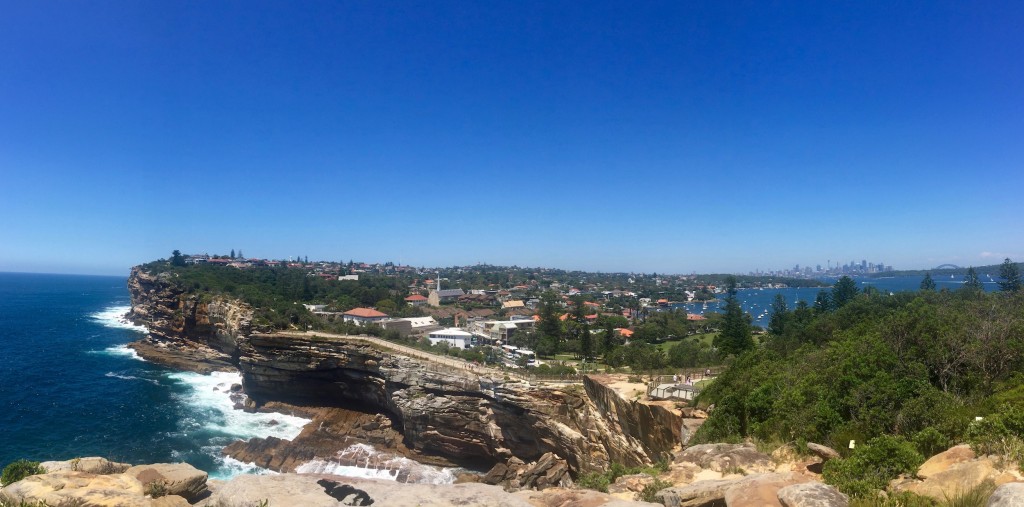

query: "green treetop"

left=999, top=258, right=1021, bottom=293
left=920, top=272, right=936, bottom=291
left=713, top=276, right=753, bottom=356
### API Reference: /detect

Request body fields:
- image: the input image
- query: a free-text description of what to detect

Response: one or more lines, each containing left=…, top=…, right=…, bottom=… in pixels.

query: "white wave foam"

left=90, top=305, right=148, bottom=333
left=167, top=370, right=311, bottom=444
left=104, top=371, right=160, bottom=385
left=211, top=456, right=279, bottom=481
left=295, top=443, right=459, bottom=484
left=92, top=344, right=146, bottom=362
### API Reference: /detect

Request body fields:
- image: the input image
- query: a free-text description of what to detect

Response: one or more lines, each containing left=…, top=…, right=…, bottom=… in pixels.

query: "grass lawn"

left=655, top=332, right=718, bottom=353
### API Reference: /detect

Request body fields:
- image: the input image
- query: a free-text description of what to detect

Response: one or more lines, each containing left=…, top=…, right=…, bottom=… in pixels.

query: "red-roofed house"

left=616, top=328, right=634, bottom=338
left=343, top=308, right=389, bottom=326
left=686, top=314, right=707, bottom=321
left=405, top=294, right=428, bottom=307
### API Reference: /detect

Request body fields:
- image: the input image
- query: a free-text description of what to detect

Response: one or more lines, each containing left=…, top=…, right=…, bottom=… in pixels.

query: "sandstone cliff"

left=126, top=268, right=681, bottom=478
left=127, top=267, right=252, bottom=373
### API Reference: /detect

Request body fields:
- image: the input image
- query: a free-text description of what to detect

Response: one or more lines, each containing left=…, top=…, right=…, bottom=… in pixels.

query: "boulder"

left=662, top=462, right=702, bottom=486
left=805, top=444, right=840, bottom=462
left=894, top=457, right=1013, bottom=502
left=917, top=444, right=976, bottom=479
left=656, top=479, right=736, bottom=507
left=676, top=443, right=775, bottom=474
left=208, top=474, right=344, bottom=507
left=776, top=482, right=848, bottom=507
left=723, top=473, right=812, bottom=507
left=988, top=482, right=1024, bottom=507
left=0, top=471, right=148, bottom=507
left=126, top=463, right=209, bottom=502
left=681, top=419, right=706, bottom=447
left=152, top=495, right=191, bottom=507
left=40, top=457, right=131, bottom=474
left=517, top=486, right=663, bottom=506
left=608, top=473, right=656, bottom=501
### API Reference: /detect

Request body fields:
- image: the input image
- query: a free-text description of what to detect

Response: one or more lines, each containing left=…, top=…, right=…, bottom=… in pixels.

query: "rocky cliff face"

left=126, top=268, right=678, bottom=477
left=583, top=375, right=683, bottom=464
left=127, top=267, right=252, bottom=372
left=233, top=332, right=657, bottom=474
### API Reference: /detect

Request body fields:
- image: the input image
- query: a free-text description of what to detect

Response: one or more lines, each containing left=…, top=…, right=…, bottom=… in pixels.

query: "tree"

left=580, top=324, right=594, bottom=360
left=814, top=290, right=833, bottom=313
left=537, top=291, right=564, bottom=354
left=962, top=267, right=983, bottom=293
left=601, top=325, right=616, bottom=355
left=920, top=273, right=936, bottom=291
left=230, top=249, right=235, bottom=259
left=171, top=250, right=185, bottom=267
left=768, top=294, right=789, bottom=336
left=832, top=276, right=859, bottom=309
left=238, top=249, right=244, bottom=259
left=713, top=276, right=753, bottom=356
left=999, top=258, right=1021, bottom=293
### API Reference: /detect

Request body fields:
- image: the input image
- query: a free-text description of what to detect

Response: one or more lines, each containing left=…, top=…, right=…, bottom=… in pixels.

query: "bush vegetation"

left=1, top=460, right=45, bottom=486
left=691, top=281, right=1024, bottom=497
left=576, top=460, right=670, bottom=494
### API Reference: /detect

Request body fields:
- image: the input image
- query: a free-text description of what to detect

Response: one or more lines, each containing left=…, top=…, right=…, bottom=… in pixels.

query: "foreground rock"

left=126, top=463, right=209, bottom=502
left=674, top=443, right=775, bottom=474
left=655, top=472, right=813, bottom=507
left=0, top=470, right=148, bottom=507
left=892, top=455, right=1017, bottom=501
left=776, top=482, right=848, bottom=507
left=205, top=473, right=656, bottom=507
left=482, top=453, right=573, bottom=491
left=40, top=456, right=131, bottom=474
left=988, top=482, right=1024, bottom=507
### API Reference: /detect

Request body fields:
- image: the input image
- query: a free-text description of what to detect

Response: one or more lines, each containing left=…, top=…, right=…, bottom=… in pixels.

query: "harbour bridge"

left=934, top=264, right=961, bottom=270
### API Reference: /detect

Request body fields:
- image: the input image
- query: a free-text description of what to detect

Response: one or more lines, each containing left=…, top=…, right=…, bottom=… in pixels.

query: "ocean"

left=672, top=274, right=1002, bottom=327
left=0, top=272, right=461, bottom=483
left=0, top=272, right=309, bottom=478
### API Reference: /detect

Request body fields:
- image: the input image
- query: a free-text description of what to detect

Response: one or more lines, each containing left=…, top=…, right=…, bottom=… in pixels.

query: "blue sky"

left=1, top=1, right=1022, bottom=276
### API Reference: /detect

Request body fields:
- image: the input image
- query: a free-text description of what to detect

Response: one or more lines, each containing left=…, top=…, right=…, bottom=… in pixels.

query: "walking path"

left=275, top=330, right=526, bottom=380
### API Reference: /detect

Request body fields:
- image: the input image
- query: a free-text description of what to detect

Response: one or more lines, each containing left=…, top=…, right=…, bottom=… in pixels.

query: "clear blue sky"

left=2, top=1, right=1022, bottom=276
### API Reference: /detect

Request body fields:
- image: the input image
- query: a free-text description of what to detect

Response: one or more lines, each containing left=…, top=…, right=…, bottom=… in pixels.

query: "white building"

left=427, top=328, right=473, bottom=349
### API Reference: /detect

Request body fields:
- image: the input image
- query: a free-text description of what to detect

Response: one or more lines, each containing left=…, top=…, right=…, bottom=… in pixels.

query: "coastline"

left=123, top=320, right=467, bottom=483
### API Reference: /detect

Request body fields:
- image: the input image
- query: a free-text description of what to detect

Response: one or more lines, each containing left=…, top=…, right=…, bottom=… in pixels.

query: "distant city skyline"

left=2, top=2, right=1022, bottom=276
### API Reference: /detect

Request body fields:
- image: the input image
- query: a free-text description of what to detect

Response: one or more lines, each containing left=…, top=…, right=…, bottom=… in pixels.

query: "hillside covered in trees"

left=693, top=259, right=1024, bottom=497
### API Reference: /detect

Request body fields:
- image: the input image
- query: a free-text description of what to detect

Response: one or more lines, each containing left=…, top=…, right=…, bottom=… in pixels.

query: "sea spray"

left=89, top=305, right=148, bottom=333
left=295, top=443, right=460, bottom=484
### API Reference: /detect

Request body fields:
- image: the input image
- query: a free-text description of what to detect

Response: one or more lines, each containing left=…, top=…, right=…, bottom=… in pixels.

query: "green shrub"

left=639, top=478, right=672, bottom=503
left=576, top=472, right=611, bottom=493
left=1, top=459, right=46, bottom=486
left=965, top=405, right=1024, bottom=470
left=913, top=427, right=951, bottom=458
left=822, top=435, right=924, bottom=498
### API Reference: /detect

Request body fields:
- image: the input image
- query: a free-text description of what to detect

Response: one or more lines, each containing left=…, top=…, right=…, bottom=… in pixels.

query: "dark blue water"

left=0, top=273, right=308, bottom=477
left=672, top=274, right=1000, bottom=327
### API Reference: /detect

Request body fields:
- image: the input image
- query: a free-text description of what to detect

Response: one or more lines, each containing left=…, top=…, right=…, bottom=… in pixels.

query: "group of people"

left=673, top=368, right=713, bottom=386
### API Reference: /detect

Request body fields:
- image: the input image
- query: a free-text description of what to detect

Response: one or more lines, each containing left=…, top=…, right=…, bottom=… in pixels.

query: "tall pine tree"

left=713, top=276, right=753, bottom=356
left=999, top=258, right=1021, bottom=293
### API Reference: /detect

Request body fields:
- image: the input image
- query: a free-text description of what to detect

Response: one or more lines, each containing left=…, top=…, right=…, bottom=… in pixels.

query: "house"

left=427, top=328, right=474, bottom=349
left=404, top=294, right=428, bottom=307
left=342, top=308, right=389, bottom=326
left=501, top=300, right=525, bottom=310
left=428, top=288, right=466, bottom=307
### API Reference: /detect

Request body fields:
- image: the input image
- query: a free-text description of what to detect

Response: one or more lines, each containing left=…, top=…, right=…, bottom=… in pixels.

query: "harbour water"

left=672, top=274, right=1000, bottom=328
